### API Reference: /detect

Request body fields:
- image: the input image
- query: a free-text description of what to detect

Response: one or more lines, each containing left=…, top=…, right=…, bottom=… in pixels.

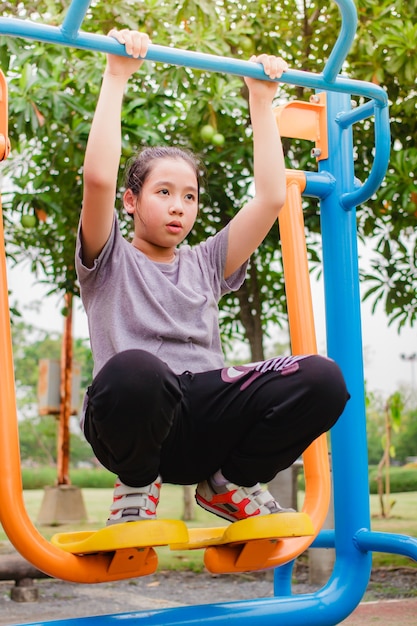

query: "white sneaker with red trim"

left=195, top=478, right=294, bottom=523
left=106, top=476, right=162, bottom=525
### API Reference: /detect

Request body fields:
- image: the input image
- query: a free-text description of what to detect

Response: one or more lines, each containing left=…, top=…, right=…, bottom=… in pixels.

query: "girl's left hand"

left=244, top=54, right=288, bottom=99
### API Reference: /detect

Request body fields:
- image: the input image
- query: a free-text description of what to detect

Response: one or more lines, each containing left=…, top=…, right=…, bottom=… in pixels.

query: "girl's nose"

left=169, top=200, right=184, bottom=215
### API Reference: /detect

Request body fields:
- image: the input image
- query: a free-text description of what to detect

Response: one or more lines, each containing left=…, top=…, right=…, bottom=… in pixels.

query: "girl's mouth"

left=166, top=221, right=182, bottom=234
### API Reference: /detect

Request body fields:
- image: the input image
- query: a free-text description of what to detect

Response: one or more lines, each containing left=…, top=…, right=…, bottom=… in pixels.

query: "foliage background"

left=0, top=1, right=416, bottom=470
left=1, top=0, right=416, bottom=359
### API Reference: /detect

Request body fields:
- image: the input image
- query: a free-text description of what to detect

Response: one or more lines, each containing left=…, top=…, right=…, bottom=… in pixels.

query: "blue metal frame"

left=0, top=0, right=416, bottom=624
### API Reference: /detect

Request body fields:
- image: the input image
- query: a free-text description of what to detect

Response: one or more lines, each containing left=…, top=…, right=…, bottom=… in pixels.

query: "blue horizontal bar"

left=336, top=100, right=376, bottom=129
left=312, top=528, right=417, bottom=564
left=8, top=591, right=365, bottom=626
left=355, top=529, right=417, bottom=561
left=0, top=19, right=388, bottom=105
left=311, top=529, right=335, bottom=548
left=304, top=171, right=336, bottom=199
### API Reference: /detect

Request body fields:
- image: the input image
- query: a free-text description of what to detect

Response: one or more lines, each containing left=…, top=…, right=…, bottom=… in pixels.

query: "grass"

left=370, top=491, right=417, bottom=568
left=1, top=486, right=416, bottom=572
left=1, top=485, right=226, bottom=572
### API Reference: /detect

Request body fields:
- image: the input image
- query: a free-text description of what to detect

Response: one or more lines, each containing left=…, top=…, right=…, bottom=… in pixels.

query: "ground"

left=1, top=560, right=416, bottom=626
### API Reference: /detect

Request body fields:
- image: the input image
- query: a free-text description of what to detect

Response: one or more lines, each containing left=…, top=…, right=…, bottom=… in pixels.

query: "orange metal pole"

left=0, top=196, right=146, bottom=582
left=0, top=69, right=151, bottom=583
left=266, top=170, right=331, bottom=564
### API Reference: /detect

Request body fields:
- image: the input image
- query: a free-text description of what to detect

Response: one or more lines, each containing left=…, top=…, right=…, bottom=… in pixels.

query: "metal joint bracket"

left=274, top=92, right=328, bottom=161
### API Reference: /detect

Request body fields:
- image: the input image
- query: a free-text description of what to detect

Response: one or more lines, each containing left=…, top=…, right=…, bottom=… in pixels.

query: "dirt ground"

left=1, top=561, right=416, bottom=626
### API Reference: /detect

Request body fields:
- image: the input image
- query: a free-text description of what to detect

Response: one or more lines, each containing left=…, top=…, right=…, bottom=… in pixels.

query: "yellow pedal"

left=51, top=514, right=313, bottom=576
left=173, top=512, right=313, bottom=551
left=181, top=513, right=315, bottom=574
left=51, top=519, right=189, bottom=554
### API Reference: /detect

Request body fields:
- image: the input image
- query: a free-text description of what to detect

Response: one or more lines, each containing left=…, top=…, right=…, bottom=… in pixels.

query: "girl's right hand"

left=106, top=29, right=151, bottom=78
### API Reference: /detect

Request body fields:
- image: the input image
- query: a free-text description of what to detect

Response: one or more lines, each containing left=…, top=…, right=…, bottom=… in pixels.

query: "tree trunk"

left=183, top=485, right=194, bottom=521
left=236, top=261, right=265, bottom=361
left=57, top=292, right=73, bottom=486
left=376, top=447, right=388, bottom=518
left=384, top=401, right=392, bottom=518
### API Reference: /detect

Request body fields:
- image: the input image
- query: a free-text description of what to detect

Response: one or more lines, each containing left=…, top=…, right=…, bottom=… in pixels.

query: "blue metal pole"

left=7, top=588, right=372, bottom=626
left=60, top=0, right=91, bottom=39
left=273, top=560, right=294, bottom=596
left=341, top=103, right=391, bottom=209
left=323, top=0, right=357, bottom=82
left=318, top=88, right=373, bottom=612
left=355, top=529, right=417, bottom=561
left=0, top=19, right=388, bottom=105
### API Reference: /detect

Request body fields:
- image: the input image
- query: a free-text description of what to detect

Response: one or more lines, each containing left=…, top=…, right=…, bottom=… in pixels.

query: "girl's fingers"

left=108, top=28, right=126, bottom=43
left=250, top=54, right=288, bottom=79
left=130, top=31, right=151, bottom=59
left=107, top=29, right=150, bottom=59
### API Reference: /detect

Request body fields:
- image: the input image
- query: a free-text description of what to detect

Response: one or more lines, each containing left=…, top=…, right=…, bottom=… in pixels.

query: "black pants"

left=83, top=350, right=349, bottom=488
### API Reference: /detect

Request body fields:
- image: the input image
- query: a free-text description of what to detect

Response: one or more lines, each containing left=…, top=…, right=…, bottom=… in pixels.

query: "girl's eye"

left=185, top=193, right=195, bottom=201
left=159, top=189, right=169, bottom=195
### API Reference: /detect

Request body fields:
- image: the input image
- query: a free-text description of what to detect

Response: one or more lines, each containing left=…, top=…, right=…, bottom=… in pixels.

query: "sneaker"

left=106, top=476, right=162, bottom=526
left=195, top=478, right=294, bottom=523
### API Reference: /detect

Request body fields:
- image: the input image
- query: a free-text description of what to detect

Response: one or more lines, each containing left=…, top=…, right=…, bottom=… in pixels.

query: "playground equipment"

left=0, top=0, right=416, bottom=624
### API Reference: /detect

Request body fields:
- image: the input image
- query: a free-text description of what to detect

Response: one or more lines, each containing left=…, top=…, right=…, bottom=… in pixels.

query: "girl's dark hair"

left=124, top=146, right=203, bottom=200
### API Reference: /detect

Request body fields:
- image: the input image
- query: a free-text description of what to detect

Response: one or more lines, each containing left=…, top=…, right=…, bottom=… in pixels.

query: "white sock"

left=211, top=469, right=229, bottom=486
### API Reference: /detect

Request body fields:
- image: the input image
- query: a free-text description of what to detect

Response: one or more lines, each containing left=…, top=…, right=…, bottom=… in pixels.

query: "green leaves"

left=2, top=0, right=417, bottom=358
left=382, top=20, right=417, bottom=83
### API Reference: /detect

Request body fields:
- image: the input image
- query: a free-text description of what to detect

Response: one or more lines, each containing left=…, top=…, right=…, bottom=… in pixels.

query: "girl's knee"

left=96, top=349, right=173, bottom=391
left=302, top=355, right=350, bottom=422
left=90, top=349, right=182, bottom=408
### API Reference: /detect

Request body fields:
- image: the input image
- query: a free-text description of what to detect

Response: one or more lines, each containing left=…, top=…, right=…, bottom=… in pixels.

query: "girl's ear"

left=123, top=188, right=137, bottom=216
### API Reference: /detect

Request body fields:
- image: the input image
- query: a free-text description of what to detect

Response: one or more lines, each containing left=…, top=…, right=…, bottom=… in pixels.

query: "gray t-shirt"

left=75, top=214, right=247, bottom=376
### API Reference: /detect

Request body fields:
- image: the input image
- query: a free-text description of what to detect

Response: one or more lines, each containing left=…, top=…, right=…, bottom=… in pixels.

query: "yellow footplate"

left=172, top=512, right=314, bottom=574
left=51, top=513, right=314, bottom=577
left=51, top=519, right=189, bottom=578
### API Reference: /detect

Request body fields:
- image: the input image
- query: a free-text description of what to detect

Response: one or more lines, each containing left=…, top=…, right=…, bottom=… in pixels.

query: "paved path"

left=1, top=573, right=417, bottom=625
left=342, top=597, right=417, bottom=624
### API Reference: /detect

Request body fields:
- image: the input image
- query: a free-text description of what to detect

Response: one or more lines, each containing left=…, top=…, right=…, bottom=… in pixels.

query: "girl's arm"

left=225, top=54, right=288, bottom=278
left=81, top=29, right=150, bottom=268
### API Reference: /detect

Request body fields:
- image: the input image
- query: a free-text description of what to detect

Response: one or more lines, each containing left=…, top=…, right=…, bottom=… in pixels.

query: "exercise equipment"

left=0, top=0, right=416, bottom=624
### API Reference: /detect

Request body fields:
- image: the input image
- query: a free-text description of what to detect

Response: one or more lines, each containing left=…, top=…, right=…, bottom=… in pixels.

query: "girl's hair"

left=124, top=146, right=202, bottom=200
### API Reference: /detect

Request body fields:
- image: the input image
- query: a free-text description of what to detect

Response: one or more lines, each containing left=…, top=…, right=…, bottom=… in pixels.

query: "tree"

left=365, top=387, right=386, bottom=465
left=373, top=391, right=403, bottom=518
left=1, top=0, right=416, bottom=362
left=349, top=0, right=417, bottom=330
left=393, top=407, right=417, bottom=464
left=0, top=1, right=340, bottom=362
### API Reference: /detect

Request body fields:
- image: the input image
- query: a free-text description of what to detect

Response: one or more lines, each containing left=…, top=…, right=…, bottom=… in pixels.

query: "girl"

left=76, top=29, right=349, bottom=525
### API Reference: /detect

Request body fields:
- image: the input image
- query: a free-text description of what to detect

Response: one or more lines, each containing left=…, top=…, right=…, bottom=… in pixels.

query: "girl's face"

left=125, top=157, right=199, bottom=261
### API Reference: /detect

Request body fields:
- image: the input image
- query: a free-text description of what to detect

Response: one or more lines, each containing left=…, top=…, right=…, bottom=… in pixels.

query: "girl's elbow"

left=273, top=193, right=286, bottom=214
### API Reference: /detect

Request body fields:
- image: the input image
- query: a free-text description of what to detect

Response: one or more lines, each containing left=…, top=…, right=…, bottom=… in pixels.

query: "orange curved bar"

left=0, top=200, right=161, bottom=582
left=205, top=172, right=331, bottom=572
left=0, top=70, right=10, bottom=161
left=0, top=70, right=157, bottom=582
left=268, top=170, right=331, bottom=564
